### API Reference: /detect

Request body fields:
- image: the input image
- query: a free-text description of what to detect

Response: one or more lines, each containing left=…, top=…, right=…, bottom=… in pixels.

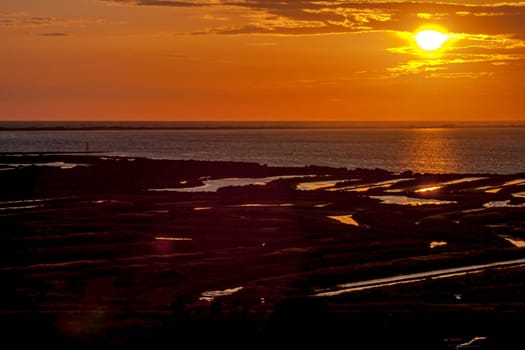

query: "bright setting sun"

left=415, top=29, right=449, bottom=51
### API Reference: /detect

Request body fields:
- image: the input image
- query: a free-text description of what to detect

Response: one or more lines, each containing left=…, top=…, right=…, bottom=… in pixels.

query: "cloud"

left=100, top=0, right=525, bottom=37
left=386, top=30, right=525, bottom=77
left=388, top=54, right=520, bottom=76
left=0, top=12, right=103, bottom=29
left=0, top=12, right=60, bottom=27
left=39, top=32, right=69, bottom=37
left=97, top=1, right=525, bottom=79
left=103, top=0, right=243, bottom=7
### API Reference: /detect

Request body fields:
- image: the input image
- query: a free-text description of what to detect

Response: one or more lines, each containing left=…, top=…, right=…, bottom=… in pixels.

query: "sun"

left=415, top=29, right=449, bottom=51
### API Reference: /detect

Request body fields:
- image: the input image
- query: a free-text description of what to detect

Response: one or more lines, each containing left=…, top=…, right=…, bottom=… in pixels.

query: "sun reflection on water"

left=400, top=128, right=463, bottom=174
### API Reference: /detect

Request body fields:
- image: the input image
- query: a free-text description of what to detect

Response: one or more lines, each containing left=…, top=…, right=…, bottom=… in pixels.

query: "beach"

left=1, top=155, right=524, bottom=349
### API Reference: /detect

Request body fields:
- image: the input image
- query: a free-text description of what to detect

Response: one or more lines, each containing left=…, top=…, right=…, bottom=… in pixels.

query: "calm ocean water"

left=1, top=122, right=524, bottom=174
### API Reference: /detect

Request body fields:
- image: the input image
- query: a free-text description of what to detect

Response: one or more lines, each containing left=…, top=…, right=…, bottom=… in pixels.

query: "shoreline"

left=1, top=155, right=524, bottom=349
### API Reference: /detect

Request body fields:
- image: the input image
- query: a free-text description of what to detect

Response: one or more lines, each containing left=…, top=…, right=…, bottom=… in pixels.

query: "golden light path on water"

left=401, top=128, right=462, bottom=173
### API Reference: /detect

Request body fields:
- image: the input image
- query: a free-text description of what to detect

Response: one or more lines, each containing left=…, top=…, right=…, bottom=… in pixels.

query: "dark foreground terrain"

left=1, top=155, right=525, bottom=349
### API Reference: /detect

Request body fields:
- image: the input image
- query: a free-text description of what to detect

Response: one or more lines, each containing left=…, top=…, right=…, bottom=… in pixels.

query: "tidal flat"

left=1, top=155, right=524, bottom=349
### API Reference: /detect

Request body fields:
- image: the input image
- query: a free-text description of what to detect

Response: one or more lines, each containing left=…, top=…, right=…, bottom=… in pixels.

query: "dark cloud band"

left=101, top=0, right=525, bottom=37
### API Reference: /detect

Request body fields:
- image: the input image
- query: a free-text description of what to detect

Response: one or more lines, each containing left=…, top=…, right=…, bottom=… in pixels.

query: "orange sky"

left=1, top=0, right=524, bottom=121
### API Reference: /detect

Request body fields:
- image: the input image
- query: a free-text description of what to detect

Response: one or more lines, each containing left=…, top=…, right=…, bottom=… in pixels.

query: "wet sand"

left=0, top=155, right=524, bottom=349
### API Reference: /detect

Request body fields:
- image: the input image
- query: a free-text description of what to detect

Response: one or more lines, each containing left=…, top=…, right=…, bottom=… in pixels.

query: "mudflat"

left=1, top=155, right=524, bottom=349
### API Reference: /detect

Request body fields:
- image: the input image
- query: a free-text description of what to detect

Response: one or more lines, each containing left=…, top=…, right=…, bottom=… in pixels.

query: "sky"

left=1, top=0, right=525, bottom=121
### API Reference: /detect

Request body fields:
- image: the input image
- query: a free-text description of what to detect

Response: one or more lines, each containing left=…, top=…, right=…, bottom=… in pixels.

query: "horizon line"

left=1, top=120, right=525, bottom=131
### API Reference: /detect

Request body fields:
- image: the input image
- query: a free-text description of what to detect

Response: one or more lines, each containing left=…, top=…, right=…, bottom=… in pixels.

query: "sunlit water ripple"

left=1, top=125, right=525, bottom=174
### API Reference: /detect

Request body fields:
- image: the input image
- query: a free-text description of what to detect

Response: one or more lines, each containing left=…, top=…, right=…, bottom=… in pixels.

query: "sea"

left=1, top=121, right=524, bottom=174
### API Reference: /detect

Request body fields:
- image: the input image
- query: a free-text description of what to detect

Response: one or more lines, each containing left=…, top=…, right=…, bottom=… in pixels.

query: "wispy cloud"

left=0, top=12, right=103, bottom=29
left=99, top=0, right=525, bottom=76
left=103, top=0, right=243, bottom=7
left=0, top=12, right=59, bottom=27
left=387, top=31, right=525, bottom=77
left=388, top=54, right=520, bottom=76
left=101, top=0, right=525, bottom=37
left=96, top=0, right=525, bottom=80
left=39, top=32, right=69, bottom=37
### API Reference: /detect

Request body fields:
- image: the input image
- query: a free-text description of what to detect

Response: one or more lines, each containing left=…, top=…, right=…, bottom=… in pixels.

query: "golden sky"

left=1, top=0, right=524, bottom=121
